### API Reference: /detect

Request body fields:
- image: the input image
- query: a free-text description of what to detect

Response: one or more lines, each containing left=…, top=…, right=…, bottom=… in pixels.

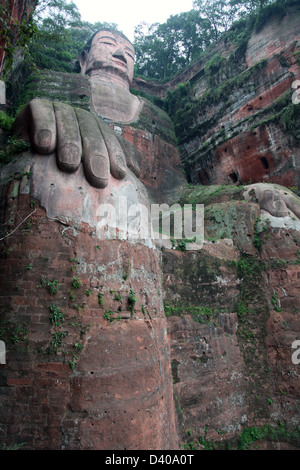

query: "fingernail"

left=58, top=143, right=81, bottom=172
left=86, top=155, right=109, bottom=188
left=37, top=129, right=53, bottom=150
left=112, top=154, right=126, bottom=179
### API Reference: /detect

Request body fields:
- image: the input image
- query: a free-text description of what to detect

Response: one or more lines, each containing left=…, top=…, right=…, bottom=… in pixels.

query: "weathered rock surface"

left=162, top=182, right=300, bottom=449
left=10, top=70, right=185, bottom=203
left=0, top=0, right=37, bottom=75
left=166, top=6, right=300, bottom=191
left=0, top=26, right=185, bottom=449
left=0, top=162, right=178, bottom=449
left=1, top=5, right=300, bottom=452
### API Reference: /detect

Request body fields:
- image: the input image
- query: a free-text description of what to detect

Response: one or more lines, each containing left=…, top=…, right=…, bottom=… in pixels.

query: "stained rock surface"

left=1, top=5, right=300, bottom=451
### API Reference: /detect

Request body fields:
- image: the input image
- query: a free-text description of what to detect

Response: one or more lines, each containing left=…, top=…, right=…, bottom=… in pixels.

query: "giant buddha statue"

left=0, top=29, right=181, bottom=450
left=9, top=28, right=185, bottom=237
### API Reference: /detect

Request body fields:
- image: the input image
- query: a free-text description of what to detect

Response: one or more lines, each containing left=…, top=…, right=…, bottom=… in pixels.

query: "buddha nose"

left=113, top=47, right=127, bottom=64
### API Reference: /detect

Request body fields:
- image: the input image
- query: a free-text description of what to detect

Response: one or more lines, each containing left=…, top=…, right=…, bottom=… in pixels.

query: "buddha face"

left=81, top=30, right=135, bottom=87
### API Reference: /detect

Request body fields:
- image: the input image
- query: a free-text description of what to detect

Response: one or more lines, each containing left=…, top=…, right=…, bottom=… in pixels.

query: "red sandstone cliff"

left=0, top=0, right=38, bottom=76
left=1, top=4, right=300, bottom=452
left=152, top=5, right=300, bottom=192
left=190, top=7, right=300, bottom=190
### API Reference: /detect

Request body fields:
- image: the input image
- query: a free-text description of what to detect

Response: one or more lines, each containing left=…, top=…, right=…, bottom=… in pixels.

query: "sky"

left=73, top=0, right=194, bottom=42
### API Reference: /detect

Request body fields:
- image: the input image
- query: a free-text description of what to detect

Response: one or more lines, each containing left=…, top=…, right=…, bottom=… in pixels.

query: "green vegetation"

left=0, top=136, right=30, bottom=164
left=0, top=3, right=37, bottom=78
left=141, top=304, right=152, bottom=320
left=103, top=309, right=122, bottom=323
left=40, top=299, right=90, bottom=367
left=71, top=276, right=82, bottom=289
left=69, top=257, right=79, bottom=272
left=133, top=10, right=211, bottom=81
left=69, top=355, right=78, bottom=371
left=122, top=260, right=131, bottom=281
left=253, top=217, right=262, bottom=248
left=204, top=54, right=226, bottom=85
left=253, top=217, right=272, bottom=249
left=100, top=290, right=138, bottom=323
left=130, top=87, right=164, bottom=109
left=170, top=237, right=197, bottom=251
left=1, top=442, right=27, bottom=450
left=26, top=0, right=116, bottom=74
left=40, top=276, right=59, bottom=295
left=232, top=255, right=266, bottom=288
left=236, top=422, right=300, bottom=450
left=244, top=89, right=300, bottom=139
left=48, top=331, right=68, bottom=353
left=293, top=48, right=300, bottom=66
left=0, top=320, right=28, bottom=346
left=271, top=291, right=282, bottom=311
left=104, top=310, right=114, bottom=322
left=98, top=292, right=104, bottom=306
left=114, top=292, right=122, bottom=301
left=164, top=300, right=226, bottom=325
left=165, top=57, right=268, bottom=141
left=0, top=111, right=15, bottom=132
left=48, top=304, right=65, bottom=327
left=182, top=422, right=300, bottom=450
left=128, top=289, right=137, bottom=316
left=134, top=0, right=289, bottom=81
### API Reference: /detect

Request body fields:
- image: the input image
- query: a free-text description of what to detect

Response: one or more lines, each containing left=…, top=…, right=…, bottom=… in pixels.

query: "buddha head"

left=79, top=28, right=135, bottom=89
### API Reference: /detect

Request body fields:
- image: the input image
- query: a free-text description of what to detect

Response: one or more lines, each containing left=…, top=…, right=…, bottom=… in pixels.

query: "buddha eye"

left=126, top=51, right=134, bottom=60
left=97, top=38, right=116, bottom=47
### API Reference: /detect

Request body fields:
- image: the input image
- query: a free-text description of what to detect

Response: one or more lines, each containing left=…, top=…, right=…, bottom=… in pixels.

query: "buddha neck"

left=89, top=74, right=142, bottom=124
left=88, top=69, right=131, bottom=91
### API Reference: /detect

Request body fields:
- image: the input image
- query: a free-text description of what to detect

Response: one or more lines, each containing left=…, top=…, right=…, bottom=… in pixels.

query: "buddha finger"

left=30, top=99, right=57, bottom=154
left=96, top=118, right=127, bottom=180
left=75, top=108, right=109, bottom=188
left=53, top=102, right=82, bottom=172
left=13, top=99, right=56, bottom=154
left=117, top=136, right=141, bottom=179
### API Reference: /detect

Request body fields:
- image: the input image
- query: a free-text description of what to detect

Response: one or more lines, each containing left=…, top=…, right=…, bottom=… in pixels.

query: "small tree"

left=29, top=1, right=120, bottom=72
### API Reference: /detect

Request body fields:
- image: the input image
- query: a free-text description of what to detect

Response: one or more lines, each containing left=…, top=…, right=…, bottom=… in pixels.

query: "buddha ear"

left=79, top=50, right=88, bottom=75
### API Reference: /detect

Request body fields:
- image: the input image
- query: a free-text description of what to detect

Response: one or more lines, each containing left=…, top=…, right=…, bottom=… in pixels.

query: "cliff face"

left=163, top=182, right=300, bottom=449
left=143, top=6, right=300, bottom=449
left=0, top=0, right=38, bottom=76
left=1, top=4, right=300, bottom=451
left=0, top=62, right=183, bottom=449
left=0, top=153, right=179, bottom=450
left=165, top=5, right=300, bottom=191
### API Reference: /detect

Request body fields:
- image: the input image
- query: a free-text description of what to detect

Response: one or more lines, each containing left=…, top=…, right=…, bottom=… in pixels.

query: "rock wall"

left=10, top=69, right=185, bottom=203
left=164, top=5, right=300, bottom=191
left=163, top=183, right=300, bottom=449
left=0, top=155, right=178, bottom=449
left=0, top=0, right=38, bottom=76
left=1, top=4, right=300, bottom=451
left=0, top=61, right=183, bottom=448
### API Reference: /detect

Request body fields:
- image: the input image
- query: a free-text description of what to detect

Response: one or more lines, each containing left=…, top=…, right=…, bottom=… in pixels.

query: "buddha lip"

left=113, top=59, right=127, bottom=68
